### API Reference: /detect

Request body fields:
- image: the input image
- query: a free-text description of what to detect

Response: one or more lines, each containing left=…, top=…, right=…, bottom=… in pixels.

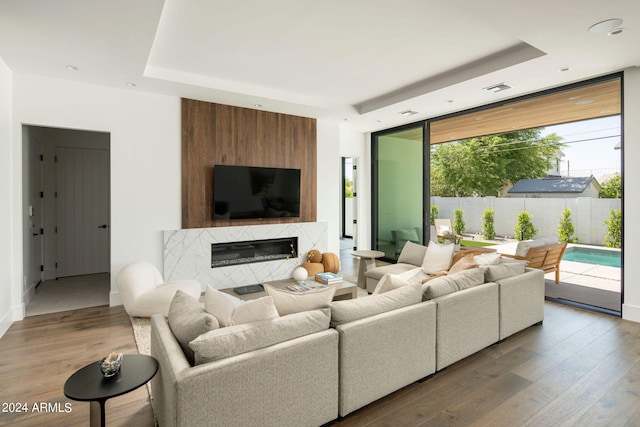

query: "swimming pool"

left=562, top=246, right=621, bottom=268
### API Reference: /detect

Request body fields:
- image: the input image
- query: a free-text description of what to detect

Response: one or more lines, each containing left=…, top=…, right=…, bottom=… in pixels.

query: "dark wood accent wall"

left=181, top=99, right=317, bottom=228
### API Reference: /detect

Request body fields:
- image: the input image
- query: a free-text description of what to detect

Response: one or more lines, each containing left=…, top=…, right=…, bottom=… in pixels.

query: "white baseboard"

left=110, top=290, right=122, bottom=307
left=0, top=305, right=24, bottom=339
left=622, top=303, right=640, bottom=323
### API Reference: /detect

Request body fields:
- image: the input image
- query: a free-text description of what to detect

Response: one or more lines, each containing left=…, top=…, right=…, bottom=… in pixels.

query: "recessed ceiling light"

left=559, top=67, right=571, bottom=72
left=607, top=27, right=624, bottom=36
left=588, top=18, right=623, bottom=34
left=446, top=100, right=454, bottom=103
left=484, top=83, right=511, bottom=93
left=399, top=110, right=418, bottom=116
left=65, top=65, right=78, bottom=71
left=126, top=82, right=137, bottom=87
left=254, top=104, right=263, bottom=108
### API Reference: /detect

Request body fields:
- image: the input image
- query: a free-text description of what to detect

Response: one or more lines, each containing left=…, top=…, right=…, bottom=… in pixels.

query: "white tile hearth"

left=163, top=222, right=327, bottom=290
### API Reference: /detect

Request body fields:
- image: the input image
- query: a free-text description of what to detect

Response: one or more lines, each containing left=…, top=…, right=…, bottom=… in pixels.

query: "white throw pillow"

left=204, top=286, right=279, bottom=327
left=474, top=252, right=502, bottom=266
left=264, top=283, right=336, bottom=316
left=421, top=241, right=455, bottom=275
left=372, top=267, right=423, bottom=294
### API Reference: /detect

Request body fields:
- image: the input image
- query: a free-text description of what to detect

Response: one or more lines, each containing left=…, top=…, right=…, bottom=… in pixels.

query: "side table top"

left=64, top=354, right=158, bottom=402
left=352, top=250, right=385, bottom=258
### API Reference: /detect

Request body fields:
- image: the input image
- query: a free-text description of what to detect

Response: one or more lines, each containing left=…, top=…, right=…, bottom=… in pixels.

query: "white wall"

left=339, top=128, right=370, bottom=249
left=622, top=66, right=640, bottom=322
left=0, top=57, right=14, bottom=336
left=316, top=120, right=342, bottom=255
left=11, top=74, right=182, bottom=311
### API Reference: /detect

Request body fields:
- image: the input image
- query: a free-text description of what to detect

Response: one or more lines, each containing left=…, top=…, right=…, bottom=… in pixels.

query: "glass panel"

left=374, top=126, right=423, bottom=260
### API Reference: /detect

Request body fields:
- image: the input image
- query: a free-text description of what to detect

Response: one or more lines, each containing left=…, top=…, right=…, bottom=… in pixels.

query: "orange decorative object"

left=302, top=262, right=324, bottom=276
left=321, top=252, right=340, bottom=274
left=306, top=249, right=322, bottom=263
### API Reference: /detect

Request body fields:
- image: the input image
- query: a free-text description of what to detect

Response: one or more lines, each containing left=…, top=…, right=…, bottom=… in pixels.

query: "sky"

left=542, top=115, right=621, bottom=179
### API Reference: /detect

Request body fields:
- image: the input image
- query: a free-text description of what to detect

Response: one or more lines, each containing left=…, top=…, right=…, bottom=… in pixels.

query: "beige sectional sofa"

left=150, top=245, right=544, bottom=426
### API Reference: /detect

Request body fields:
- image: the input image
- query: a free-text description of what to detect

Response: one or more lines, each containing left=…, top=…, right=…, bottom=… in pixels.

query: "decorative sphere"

left=292, top=266, right=308, bottom=283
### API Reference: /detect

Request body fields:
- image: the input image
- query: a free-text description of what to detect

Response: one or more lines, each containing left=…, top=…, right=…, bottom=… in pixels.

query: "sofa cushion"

left=421, top=268, right=485, bottom=300
left=365, top=263, right=422, bottom=281
left=204, top=286, right=279, bottom=327
left=329, top=283, right=422, bottom=327
left=397, top=241, right=427, bottom=266
left=167, top=290, right=219, bottom=364
left=483, top=262, right=527, bottom=282
left=189, top=309, right=330, bottom=364
left=264, top=283, right=336, bottom=316
left=422, top=241, right=455, bottom=274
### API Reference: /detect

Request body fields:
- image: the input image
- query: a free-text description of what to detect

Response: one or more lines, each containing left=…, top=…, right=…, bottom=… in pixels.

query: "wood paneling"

left=181, top=99, right=317, bottom=228
left=430, top=78, right=621, bottom=144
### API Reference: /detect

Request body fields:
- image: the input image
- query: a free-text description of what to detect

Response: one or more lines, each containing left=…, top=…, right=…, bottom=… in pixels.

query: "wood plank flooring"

left=2, top=298, right=640, bottom=426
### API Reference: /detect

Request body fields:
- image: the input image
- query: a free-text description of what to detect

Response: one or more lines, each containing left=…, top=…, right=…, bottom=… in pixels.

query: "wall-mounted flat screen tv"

left=213, top=165, right=301, bottom=220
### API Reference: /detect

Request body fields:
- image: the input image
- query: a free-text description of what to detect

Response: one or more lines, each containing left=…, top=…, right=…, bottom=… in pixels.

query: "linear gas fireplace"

left=211, top=237, right=298, bottom=268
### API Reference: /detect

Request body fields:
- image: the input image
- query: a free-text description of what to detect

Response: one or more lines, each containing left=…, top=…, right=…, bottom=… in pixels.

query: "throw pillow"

left=329, top=284, right=422, bottom=327
left=167, top=290, right=219, bottom=364
left=422, top=241, right=455, bottom=275
left=372, top=267, right=423, bottom=294
left=397, top=241, right=428, bottom=266
left=421, top=268, right=485, bottom=300
left=203, top=286, right=279, bottom=327
left=474, top=252, right=501, bottom=266
left=483, top=262, right=527, bottom=282
left=447, top=254, right=477, bottom=275
left=190, top=309, right=330, bottom=364
left=264, top=283, right=336, bottom=316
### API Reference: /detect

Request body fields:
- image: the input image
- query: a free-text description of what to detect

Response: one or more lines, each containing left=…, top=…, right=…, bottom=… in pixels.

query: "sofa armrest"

left=335, top=301, right=436, bottom=416
left=151, top=315, right=339, bottom=427
left=496, top=268, right=545, bottom=340
left=433, top=282, right=499, bottom=370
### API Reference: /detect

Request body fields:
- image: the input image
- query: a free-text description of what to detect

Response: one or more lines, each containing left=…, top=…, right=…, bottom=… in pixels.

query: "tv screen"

left=213, top=165, right=301, bottom=220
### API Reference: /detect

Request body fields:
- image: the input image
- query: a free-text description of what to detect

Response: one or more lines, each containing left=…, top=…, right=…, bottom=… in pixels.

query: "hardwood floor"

left=0, top=305, right=154, bottom=427
left=2, top=296, right=640, bottom=426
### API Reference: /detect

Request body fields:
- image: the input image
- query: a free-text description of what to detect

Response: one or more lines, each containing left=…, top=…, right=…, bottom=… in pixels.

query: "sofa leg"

left=418, top=373, right=434, bottom=383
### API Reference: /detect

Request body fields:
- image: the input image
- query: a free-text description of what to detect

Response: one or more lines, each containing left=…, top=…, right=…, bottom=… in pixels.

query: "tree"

left=430, top=129, right=563, bottom=197
left=558, top=209, right=578, bottom=243
left=514, top=211, right=537, bottom=240
left=482, top=208, right=496, bottom=240
left=600, top=174, right=621, bottom=199
left=604, top=209, right=622, bottom=248
left=453, top=209, right=465, bottom=236
left=430, top=205, right=438, bottom=226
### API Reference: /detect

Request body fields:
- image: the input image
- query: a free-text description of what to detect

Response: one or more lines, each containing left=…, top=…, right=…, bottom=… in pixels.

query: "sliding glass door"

left=372, top=123, right=427, bottom=261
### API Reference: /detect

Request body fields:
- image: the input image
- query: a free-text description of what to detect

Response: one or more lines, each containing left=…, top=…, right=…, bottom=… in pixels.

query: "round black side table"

left=64, top=354, right=158, bottom=427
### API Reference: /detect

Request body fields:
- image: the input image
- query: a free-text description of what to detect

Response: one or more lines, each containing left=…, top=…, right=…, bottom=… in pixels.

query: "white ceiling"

left=1, top=0, right=638, bottom=132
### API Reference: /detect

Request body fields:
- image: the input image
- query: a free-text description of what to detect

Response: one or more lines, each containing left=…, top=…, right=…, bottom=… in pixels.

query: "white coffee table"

left=223, top=278, right=358, bottom=301
left=352, top=250, right=385, bottom=289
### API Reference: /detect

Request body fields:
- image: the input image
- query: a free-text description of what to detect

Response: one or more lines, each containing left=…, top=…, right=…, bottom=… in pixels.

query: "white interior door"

left=55, top=147, right=110, bottom=277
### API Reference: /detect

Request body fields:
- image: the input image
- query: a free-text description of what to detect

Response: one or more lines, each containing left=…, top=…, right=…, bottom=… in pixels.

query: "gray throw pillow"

left=398, top=241, right=428, bottom=266
left=168, top=290, right=219, bottom=365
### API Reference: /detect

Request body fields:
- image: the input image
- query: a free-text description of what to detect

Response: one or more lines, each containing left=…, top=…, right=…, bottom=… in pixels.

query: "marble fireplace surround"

left=163, top=222, right=328, bottom=290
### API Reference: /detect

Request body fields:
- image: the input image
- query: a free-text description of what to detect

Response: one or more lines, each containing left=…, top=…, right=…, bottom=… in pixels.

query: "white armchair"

left=116, top=261, right=202, bottom=317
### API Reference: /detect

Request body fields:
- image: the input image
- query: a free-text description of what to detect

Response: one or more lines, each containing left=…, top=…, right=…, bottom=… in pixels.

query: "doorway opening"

left=22, top=126, right=111, bottom=316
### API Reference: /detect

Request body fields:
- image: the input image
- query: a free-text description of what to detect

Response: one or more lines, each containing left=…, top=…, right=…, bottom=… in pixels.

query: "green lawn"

left=460, top=240, right=496, bottom=247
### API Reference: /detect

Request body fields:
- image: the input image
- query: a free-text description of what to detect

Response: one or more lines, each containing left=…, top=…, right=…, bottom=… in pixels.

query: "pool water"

left=562, top=246, right=621, bottom=268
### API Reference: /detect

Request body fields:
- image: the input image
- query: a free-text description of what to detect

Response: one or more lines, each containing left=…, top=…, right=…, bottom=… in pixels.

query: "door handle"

left=97, top=224, right=109, bottom=229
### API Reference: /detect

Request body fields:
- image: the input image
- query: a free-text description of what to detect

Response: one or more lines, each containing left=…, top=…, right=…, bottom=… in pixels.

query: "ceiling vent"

left=484, top=83, right=512, bottom=93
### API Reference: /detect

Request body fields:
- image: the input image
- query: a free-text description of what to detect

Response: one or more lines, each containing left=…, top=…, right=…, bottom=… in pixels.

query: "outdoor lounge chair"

left=434, top=219, right=453, bottom=239
left=501, top=240, right=568, bottom=284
